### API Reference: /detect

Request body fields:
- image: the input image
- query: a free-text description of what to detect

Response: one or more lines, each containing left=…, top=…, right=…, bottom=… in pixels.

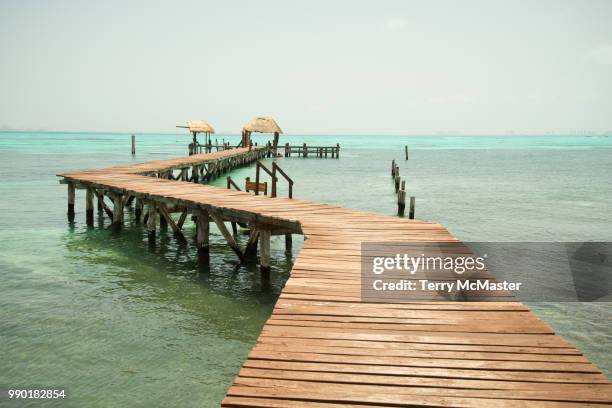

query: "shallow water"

left=0, top=132, right=610, bottom=407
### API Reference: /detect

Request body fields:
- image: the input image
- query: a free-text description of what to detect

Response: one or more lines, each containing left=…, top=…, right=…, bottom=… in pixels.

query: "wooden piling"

left=394, top=176, right=401, bottom=193
left=131, top=134, right=136, bottom=155
left=67, top=183, right=75, bottom=221
left=159, top=208, right=168, bottom=229
left=194, top=209, right=210, bottom=257
left=192, top=165, right=199, bottom=183
left=409, top=196, right=415, bottom=219
left=285, top=233, right=292, bottom=252
left=336, top=143, right=340, bottom=158
left=397, top=189, right=406, bottom=216
left=97, top=189, right=103, bottom=212
left=135, top=198, right=143, bottom=221
left=259, top=229, right=271, bottom=278
left=85, top=188, right=94, bottom=226
left=391, top=160, right=396, bottom=177
left=245, top=228, right=259, bottom=259
left=405, top=145, right=408, bottom=160
left=147, top=202, right=156, bottom=243
left=111, top=193, right=123, bottom=229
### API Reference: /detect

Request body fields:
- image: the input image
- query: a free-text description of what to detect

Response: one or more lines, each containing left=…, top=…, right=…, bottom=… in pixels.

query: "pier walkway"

left=59, top=148, right=612, bottom=407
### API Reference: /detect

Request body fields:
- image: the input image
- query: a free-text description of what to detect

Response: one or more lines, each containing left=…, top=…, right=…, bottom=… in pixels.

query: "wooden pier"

left=59, top=148, right=611, bottom=407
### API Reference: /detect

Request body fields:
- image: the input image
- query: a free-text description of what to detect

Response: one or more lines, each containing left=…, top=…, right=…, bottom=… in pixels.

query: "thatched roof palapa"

left=242, top=117, right=283, bottom=134
left=186, top=120, right=215, bottom=134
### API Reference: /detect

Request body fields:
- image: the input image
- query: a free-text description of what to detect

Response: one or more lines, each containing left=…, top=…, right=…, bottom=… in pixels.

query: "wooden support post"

left=111, top=193, right=123, bottom=229
left=231, top=221, right=238, bottom=236
left=303, top=143, right=307, bottom=158
left=255, top=166, right=260, bottom=196
left=336, top=143, right=340, bottom=158
left=135, top=198, right=143, bottom=221
left=409, top=196, right=416, bottom=219
left=391, top=160, right=396, bottom=177
left=97, top=189, right=103, bottom=212
left=209, top=211, right=243, bottom=260
left=158, top=203, right=187, bottom=243
left=194, top=209, right=210, bottom=258
left=394, top=176, right=401, bottom=193
left=67, top=183, right=75, bottom=221
left=405, top=145, right=409, bottom=160
left=131, top=134, right=136, bottom=155
left=259, top=229, right=271, bottom=279
left=245, top=228, right=259, bottom=259
left=85, top=188, right=94, bottom=226
left=147, top=202, right=156, bottom=243
left=177, top=210, right=188, bottom=229
left=273, top=131, right=279, bottom=156
left=285, top=143, right=289, bottom=157
left=192, top=165, right=199, bottom=183
left=395, top=165, right=400, bottom=177
left=401, top=180, right=406, bottom=191
left=398, top=189, right=406, bottom=217
left=285, top=234, right=292, bottom=252
left=96, top=191, right=113, bottom=219
left=159, top=208, right=168, bottom=229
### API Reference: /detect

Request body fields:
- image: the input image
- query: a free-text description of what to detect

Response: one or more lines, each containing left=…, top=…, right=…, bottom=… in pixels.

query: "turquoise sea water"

left=0, top=132, right=611, bottom=407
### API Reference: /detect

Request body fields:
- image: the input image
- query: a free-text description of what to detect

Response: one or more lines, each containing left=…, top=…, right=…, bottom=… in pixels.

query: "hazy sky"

left=1, top=0, right=611, bottom=134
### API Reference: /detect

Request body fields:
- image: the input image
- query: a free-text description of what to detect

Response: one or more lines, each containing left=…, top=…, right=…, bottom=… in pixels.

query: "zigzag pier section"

left=58, top=148, right=612, bottom=407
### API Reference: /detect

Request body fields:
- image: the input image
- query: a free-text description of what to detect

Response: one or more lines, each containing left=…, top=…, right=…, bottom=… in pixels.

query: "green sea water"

left=0, top=132, right=611, bottom=407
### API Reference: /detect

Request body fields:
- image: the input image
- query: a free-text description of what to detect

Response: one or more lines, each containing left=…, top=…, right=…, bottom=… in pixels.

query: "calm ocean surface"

left=1, top=132, right=611, bottom=407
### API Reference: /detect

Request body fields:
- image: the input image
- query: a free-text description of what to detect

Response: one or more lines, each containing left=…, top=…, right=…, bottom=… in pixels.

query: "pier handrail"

left=272, top=162, right=293, bottom=199
left=226, top=176, right=241, bottom=191
left=254, top=161, right=276, bottom=196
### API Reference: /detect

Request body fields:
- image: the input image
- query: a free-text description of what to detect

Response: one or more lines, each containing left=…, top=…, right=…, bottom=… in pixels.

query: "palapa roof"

left=186, top=120, right=215, bottom=134
left=242, top=117, right=283, bottom=134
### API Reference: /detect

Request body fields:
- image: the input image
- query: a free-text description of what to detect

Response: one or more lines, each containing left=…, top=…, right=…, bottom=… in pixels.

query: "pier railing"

left=284, top=143, right=340, bottom=158
left=272, top=162, right=293, bottom=198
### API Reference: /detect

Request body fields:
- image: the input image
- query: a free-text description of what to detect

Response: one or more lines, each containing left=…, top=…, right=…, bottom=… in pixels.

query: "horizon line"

left=1, top=129, right=611, bottom=137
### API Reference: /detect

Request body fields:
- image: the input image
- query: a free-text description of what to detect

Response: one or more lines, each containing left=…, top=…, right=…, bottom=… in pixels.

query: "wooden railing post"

left=271, top=166, right=277, bottom=198
left=255, top=164, right=260, bottom=196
